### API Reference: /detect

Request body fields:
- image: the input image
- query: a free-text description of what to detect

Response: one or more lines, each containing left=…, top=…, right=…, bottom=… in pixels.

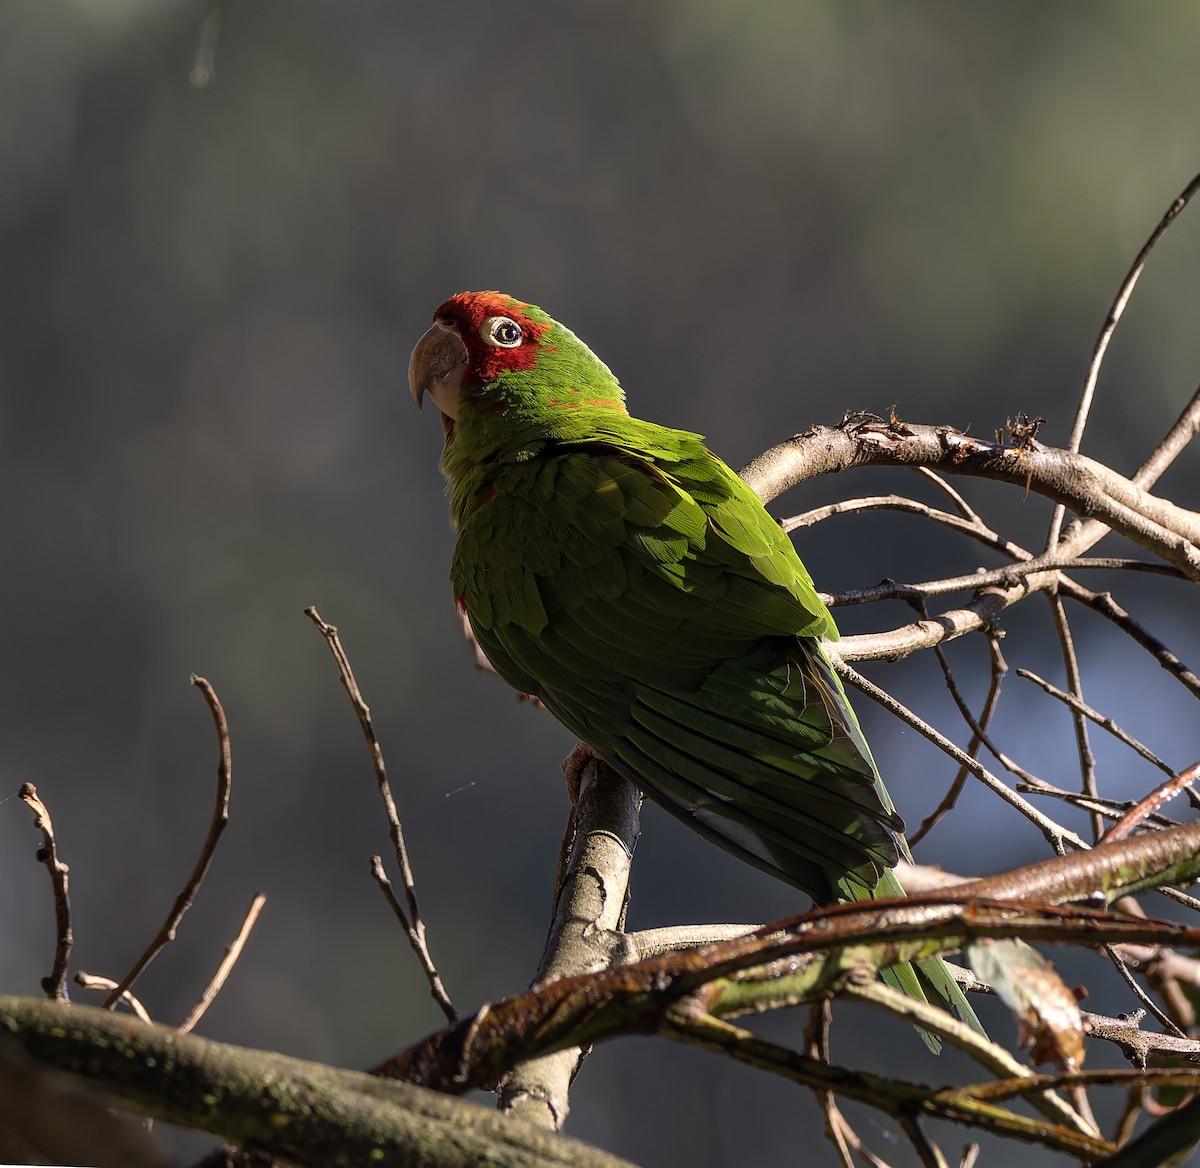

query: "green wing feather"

left=451, top=417, right=981, bottom=1042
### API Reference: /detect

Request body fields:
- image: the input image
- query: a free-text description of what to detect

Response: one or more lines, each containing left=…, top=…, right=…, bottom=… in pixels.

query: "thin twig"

left=786, top=495, right=1027, bottom=565
left=835, top=664, right=1086, bottom=853
left=658, top=1011, right=1113, bottom=1160
left=305, top=607, right=456, bottom=1024
left=1017, top=776, right=1179, bottom=830
left=1060, top=579, right=1200, bottom=701
left=1131, top=383, right=1200, bottom=488
left=18, top=783, right=73, bottom=1003
left=178, top=893, right=267, bottom=1035
left=1017, top=669, right=1178, bottom=777
left=828, top=1104, right=891, bottom=1168
left=1046, top=170, right=1200, bottom=547
left=908, top=769, right=971, bottom=849
left=103, top=676, right=232, bottom=1009
left=828, top=542, right=1190, bottom=674
left=843, top=979, right=1094, bottom=1135
left=1103, top=943, right=1187, bottom=1038
left=956, top=1066, right=1200, bottom=1102
left=789, top=496, right=1094, bottom=668
left=1055, top=381, right=1200, bottom=572
left=805, top=1001, right=856, bottom=1168
left=804, top=996, right=923, bottom=1168
left=899, top=1117, right=947, bottom=1168
left=1110, top=1084, right=1146, bottom=1148
left=826, top=554, right=1180, bottom=609
left=911, top=625, right=1007, bottom=846
left=368, top=856, right=455, bottom=1020
left=1109, top=938, right=1200, bottom=1033
left=73, top=973, right=152, bottom=1024
left=1047, top=593, right=1103, bottom=841
left=912, top=466, right=983, bottom=522
left=834, top=587, right=1022, bottom=664
left=1159, top=887, right=1200, bottom=913
left=1103, top=762, right=1200, bottom=844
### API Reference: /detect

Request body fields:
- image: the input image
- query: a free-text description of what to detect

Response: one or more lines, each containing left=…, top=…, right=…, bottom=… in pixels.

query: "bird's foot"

left=561, top=741, right=601, bottom=804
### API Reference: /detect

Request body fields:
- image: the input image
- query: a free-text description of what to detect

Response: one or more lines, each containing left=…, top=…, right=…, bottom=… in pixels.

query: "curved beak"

left=408, top=320, right=467, bottom=422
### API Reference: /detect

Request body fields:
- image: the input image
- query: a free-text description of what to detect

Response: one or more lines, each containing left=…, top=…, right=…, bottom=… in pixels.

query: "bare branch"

left=1047, top=593, right=1103, bottom=840
left=910, top=632, right=1006, bottom=846
left=836, top=662, right=1086, bottom=851
left=18, top=783, right=73, bottom=1003
left=1059, top=579, right=1200, bottom=700
left=1109, top=940, right=1200, bottom=1033
left=178, top=893, right=267, bottom=1035
left=627, top=922, right=759, bottom=961
left=1017, top=776, right=1180, bottom=830
left=843, top=979, right=1093, bottom=1135
left=912, top=466, right=984, bottom=521
left=103, top=675, right=232, bottom=1009
left=1055, top=381, right=1200, bottom=578
left=1130, top=383, right=1200, bottom=489
left=1103, top=761, right=1200, bottom=844
left=742, top=419, right=1200, bottom=579
left=306, top=607, right=455, bottom=1024
left=898, top=1117, right=947, bottom=1168
left=1088, top=1090, right=1200, bottom=1168
left=73, top=973, right=152, bottom=1024
left=1103, top=942, right=1187, bottom=1039
left=793, top=494, right=1194, bottom=684
left=498, top=757, right=642, bottom=1130
left=825, top=555, right=1181, bottom=609
left=804, top=1001, right=859, bottom=1168
left=660, top=1010, right=1111, bottom=1160
left=1017, top=669, right=1178, bottom=777
left=1047, top=170, right=1200, bottom=546
left=785, top=493, right=1027, bottom=564
left=383, top=898, right=1200, bottom=1095
left=0, top=995, right=636, bottom=1168
left=835, top=583, right=1031, bottom=663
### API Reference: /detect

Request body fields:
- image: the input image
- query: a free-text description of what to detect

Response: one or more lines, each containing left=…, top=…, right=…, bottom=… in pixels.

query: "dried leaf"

left=967, top=937, right=1085, bottom=1069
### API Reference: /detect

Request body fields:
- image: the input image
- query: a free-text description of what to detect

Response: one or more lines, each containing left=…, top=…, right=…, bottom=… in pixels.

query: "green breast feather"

left=452, top=420, right=903, bottom=903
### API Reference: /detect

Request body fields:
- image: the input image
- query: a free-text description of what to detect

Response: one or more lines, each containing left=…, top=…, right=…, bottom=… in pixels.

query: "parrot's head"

left=408, top=292, right=626, bottom=441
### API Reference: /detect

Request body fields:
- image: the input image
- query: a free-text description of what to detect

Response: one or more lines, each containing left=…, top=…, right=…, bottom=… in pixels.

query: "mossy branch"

left=0, top=997, right=635, bottom=1168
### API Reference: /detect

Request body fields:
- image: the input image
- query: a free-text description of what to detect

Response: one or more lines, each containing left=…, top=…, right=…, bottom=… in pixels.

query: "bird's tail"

left=869, top=868, right=984, bottom=1053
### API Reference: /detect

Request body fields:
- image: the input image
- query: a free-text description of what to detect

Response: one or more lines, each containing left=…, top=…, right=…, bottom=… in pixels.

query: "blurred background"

left=1, top=2, right=1199, bottom=1163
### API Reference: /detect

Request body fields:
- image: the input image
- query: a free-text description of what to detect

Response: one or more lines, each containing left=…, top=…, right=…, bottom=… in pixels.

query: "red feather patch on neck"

left=435, top=291, right=552, bottom=386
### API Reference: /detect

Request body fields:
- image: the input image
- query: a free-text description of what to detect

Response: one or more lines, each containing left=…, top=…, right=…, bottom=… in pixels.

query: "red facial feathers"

left=435, top=291, right=553, bottom=386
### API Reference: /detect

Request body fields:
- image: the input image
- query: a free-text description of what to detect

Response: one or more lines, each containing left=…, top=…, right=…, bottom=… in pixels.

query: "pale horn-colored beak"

left=408, top=320, right=468, bottom=421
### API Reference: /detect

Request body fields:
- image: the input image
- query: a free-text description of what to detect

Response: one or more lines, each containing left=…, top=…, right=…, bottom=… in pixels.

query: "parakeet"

left=409, top=291, right=980, bottom=1039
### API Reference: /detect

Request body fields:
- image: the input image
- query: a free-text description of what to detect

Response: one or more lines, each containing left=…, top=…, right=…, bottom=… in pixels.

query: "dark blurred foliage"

left=1, top=2, right=1199, bottom=1164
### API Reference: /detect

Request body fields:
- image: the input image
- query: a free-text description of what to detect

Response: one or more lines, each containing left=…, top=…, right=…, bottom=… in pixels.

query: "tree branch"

left=18, top=783, right=73, bottom=1003
left=742, top=419, right=1200, bottom=580
left=0, top=997, right=636, bottom=1168
left=306, top=607, right=456, bottom=1023
left=497, top=756, right=642, bottom=1130
left=103, top=675, right=232, bottom=1009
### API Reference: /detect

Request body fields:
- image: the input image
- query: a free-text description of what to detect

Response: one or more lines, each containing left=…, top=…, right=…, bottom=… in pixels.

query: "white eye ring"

left=482, top=315, right=523, bottom=348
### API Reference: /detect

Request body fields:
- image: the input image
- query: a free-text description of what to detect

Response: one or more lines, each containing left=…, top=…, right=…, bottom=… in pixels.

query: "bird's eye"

left=482, top=316, right=524, bottom=348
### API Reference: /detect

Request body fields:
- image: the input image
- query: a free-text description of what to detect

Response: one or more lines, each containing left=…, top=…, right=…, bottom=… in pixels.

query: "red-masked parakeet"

left=409, top=291, right=980, bottom=1039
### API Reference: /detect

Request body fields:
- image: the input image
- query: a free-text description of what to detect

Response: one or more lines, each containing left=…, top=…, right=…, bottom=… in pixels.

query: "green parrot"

left=409, top=290, right=981, bottom=1041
